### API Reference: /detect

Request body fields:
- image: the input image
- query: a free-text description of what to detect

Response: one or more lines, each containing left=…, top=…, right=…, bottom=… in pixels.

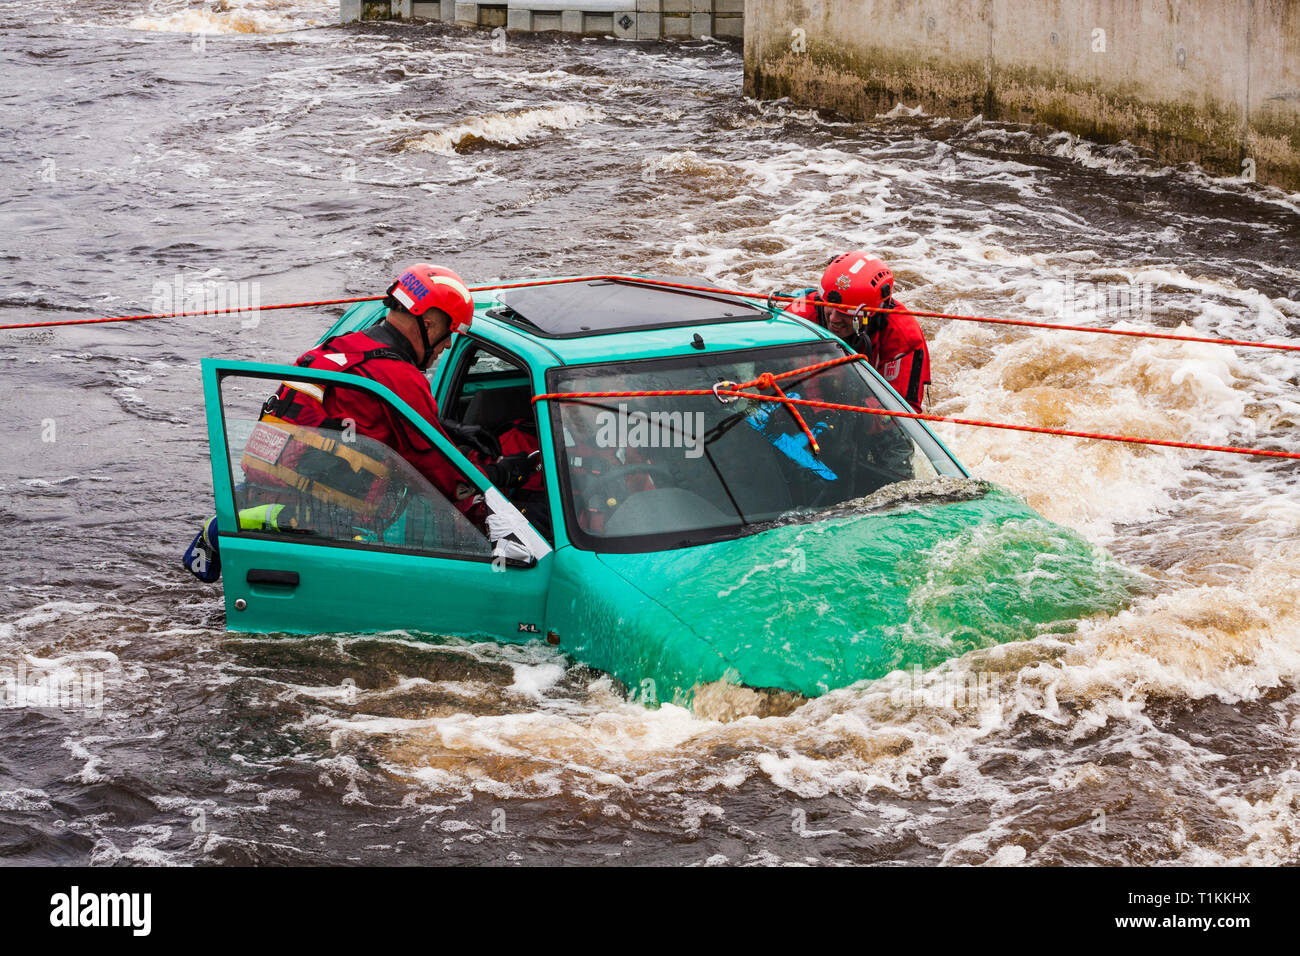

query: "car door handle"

left=246, top=569, right=300, bottom=587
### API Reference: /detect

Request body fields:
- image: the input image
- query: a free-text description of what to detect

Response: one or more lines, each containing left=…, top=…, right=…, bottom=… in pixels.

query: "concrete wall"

left=342, top=0, right=743, bottom=39
left=744, top=0, right=1300, bottom=190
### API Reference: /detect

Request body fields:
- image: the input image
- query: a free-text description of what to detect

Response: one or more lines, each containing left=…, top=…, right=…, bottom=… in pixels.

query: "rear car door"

left=200, top=358, right=553, bottom=642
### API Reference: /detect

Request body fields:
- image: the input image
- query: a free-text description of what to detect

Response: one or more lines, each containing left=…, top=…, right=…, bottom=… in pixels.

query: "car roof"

left=491, top=277, right=766, bottom=337
left=472, top=275, right=835, bottom=368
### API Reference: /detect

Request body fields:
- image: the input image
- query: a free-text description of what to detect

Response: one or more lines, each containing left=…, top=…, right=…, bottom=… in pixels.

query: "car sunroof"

left=490, top=277, right=769, bottom=338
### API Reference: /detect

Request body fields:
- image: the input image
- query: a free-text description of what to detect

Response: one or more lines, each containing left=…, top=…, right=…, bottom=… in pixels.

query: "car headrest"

left=463, top=385, right=531, bottom=433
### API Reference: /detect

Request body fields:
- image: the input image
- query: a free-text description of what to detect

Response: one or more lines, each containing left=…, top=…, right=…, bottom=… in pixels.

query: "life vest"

left=240, top=337, right=409, bottom=524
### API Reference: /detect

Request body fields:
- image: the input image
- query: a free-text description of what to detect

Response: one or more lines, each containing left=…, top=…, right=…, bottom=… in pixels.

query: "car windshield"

left=547, top=340, right=965, bottom=552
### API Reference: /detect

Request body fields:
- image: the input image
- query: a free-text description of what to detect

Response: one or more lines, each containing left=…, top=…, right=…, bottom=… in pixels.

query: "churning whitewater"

left=1, top=0, right=1298, bottom=865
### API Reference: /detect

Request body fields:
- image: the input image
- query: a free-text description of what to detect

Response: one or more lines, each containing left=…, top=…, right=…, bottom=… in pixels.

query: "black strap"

left=416, top=318, right=436, bottom=368
left=297, top=333, right=408, bottom=368
left=262, top=390, right=293, bottom=420
left=905, top=348, right=925, bottom=407
left=359, top=347, right=407, bottom=363
left=267, top=335, right=407, bottom=421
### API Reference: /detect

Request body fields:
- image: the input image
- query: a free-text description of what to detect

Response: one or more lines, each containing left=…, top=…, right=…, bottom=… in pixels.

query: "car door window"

left=444, top=340, right=553, bottom=542
left=445, top=341, right=534, bottom=427
left=219, top=373, right=492, bottom=559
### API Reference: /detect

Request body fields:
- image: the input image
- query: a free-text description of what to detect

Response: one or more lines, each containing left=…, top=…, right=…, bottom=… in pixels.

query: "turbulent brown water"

left=2, top=0, right=1299, bottom=866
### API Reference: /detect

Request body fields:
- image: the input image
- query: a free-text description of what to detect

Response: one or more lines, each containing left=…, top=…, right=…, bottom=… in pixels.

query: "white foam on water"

left=984, top=844, right=1028, bottom=866
left=402, top=104, right=605, bottom=155
left=5, top=601, right=103, bottom=630
left=928, top=327, right=1260, bottom=539
left=468, top=66, right=660, bottom=101
left=0, top=789, right=54, bottom=813
left=126, top=0, right=333, bottom=35
left=19, top=476, right=113, bottom=487
left=61, top=736, right=109, bottom=785
left=506, top=663, right=567, bottom=699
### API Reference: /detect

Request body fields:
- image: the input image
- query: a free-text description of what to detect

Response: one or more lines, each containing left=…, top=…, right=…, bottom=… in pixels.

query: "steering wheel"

left=580, top=463, right=678, bottom=520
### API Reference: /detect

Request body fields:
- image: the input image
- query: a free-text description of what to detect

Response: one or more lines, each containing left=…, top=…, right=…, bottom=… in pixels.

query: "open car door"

left=199, top=358, right=553, bottom=642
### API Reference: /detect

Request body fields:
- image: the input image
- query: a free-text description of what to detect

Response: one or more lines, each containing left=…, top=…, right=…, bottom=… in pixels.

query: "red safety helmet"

left=818, top=252, right=895, bottom=315
left=385, top=264, right=474, bottom=334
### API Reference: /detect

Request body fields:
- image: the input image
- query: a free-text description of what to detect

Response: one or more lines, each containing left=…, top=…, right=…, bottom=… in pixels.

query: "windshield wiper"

left=701, top=443, right=748, bottom=526
left=702, top=406, right=752, bottom=447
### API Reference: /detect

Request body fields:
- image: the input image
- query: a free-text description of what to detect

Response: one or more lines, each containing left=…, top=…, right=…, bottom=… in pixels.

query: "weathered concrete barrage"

left=744, top=0, right=1300, bottom=190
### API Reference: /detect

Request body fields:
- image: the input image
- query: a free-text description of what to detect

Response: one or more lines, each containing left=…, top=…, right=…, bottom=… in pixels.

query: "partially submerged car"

left=200, top=276, right=1137, bottom=702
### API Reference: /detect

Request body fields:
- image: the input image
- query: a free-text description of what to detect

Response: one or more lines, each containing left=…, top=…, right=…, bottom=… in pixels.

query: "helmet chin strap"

left=416, top=315, right=453, bottom=370
left=415, top=313, right=433, bottom=367
left=862, top=297, right=894, bottom=337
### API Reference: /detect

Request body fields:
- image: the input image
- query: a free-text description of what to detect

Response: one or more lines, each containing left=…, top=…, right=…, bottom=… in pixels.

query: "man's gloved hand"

left=442, top=421, right=502, bottom=460
left=485, top=452, right=540, bottom=490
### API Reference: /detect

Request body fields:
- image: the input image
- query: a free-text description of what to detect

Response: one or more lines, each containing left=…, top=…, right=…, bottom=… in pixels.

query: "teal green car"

left=201, top=276, right=1137, bottom=703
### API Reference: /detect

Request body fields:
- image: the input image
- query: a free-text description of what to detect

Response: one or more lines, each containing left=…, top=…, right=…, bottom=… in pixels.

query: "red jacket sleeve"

left=326, top=362, right=477, bottom=503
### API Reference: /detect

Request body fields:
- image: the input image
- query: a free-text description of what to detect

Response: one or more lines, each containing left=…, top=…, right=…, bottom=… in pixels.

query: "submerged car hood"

left=595, top=479, right=1141, bottom=698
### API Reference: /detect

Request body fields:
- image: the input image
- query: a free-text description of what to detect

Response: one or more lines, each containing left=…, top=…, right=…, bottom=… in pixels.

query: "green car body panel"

left=587, top=487, right=1136, bottom=699
left=200, top=276, right=1139, bottom=702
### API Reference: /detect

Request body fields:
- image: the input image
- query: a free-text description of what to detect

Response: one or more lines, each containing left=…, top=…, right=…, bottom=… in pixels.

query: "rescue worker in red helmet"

left=256, top=263, right=534, bottom=502
left=183, top=264, right=535, bottom=581
left=286, top=262, right=480, bottom=507
left=789, top=253, right=931, bottom=413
